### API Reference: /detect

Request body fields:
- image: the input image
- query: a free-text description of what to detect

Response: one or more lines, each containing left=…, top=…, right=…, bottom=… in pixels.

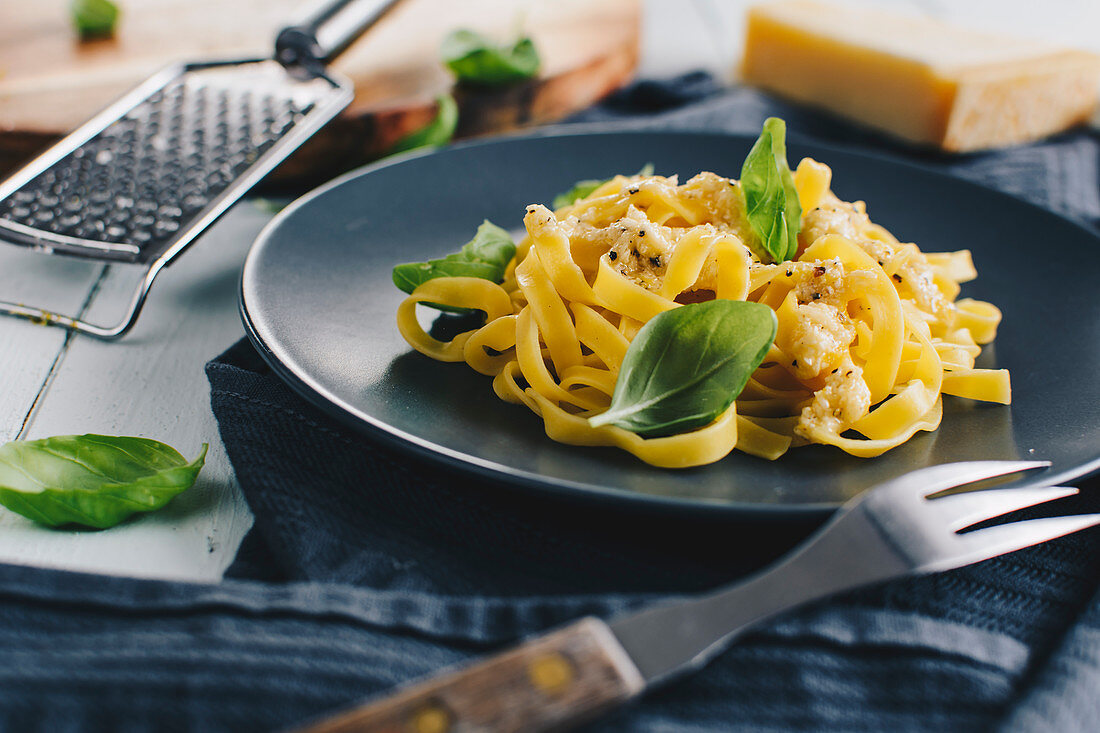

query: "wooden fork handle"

left=291, top=617, right=646, bottom=733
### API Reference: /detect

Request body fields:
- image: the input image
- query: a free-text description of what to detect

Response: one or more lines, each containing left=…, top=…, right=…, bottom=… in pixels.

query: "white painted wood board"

left=0, top=203, right=267, bottom=581
left=0, top=247, right=106, bottom=442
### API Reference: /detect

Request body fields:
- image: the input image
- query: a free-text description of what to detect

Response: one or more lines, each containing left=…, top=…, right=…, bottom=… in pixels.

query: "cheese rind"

left=740, top=1, right=1100, bottom=151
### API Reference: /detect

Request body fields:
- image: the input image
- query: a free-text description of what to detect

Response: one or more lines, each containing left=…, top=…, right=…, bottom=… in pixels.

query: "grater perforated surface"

left=0, top=62, right=339, bottom=264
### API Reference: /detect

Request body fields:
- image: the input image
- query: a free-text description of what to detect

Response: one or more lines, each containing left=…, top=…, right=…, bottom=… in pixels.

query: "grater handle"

left=275, top=0, right=404, bottom=76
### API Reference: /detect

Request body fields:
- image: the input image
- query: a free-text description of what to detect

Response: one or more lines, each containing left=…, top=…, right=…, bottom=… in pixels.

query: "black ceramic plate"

left=240, top=130, right=1100, bottom=515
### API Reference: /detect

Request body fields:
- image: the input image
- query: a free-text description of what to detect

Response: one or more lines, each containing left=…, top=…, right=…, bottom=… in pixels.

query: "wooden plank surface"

left=0, top=0, right=638, bottom=133
left=0, top=0, right=640, bottom=180
left=0, top=249, right=105, bottom=443
left=0, top=202, right=267, bottom=581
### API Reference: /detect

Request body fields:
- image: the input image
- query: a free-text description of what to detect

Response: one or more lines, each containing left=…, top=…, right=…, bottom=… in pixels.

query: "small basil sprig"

left=392, top=220, right=516, bottom=309
left=0, top=435, right=207, bottom=529
left=740, top=117, right=801, bottom=264
left=442, top=29, right=540, bottom=86
left=252, top=197, right=290, bottom=215
left=589, top=300, right=777, bottom=438
left=388, top=95, right=458, bottom=156
left=551, top=163, right=655, bottom=209
left=71, top=0, right=120, bottom=39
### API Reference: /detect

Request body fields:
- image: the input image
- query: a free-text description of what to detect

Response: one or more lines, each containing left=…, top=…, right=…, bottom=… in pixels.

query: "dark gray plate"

left=240, top=130, right=1100, bottom=516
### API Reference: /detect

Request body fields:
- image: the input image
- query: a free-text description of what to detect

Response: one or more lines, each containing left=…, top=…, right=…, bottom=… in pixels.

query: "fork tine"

left=919, top=460, right=1050, bottom=497
left=932, top=485, right=1079, bottom=530
left=869, top=460, right=1050, bottom=505
left=921, top=513, right=1100, bottom=573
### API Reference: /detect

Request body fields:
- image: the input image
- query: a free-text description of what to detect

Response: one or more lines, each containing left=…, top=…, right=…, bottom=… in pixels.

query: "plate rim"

left=240, top=126, right=1100, bottom=518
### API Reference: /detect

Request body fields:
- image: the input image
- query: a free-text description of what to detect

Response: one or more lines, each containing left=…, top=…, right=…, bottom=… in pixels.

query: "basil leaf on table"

left=441, top=29, right=540, bottom=86
left=588, top=300, right=777, bottom=438
left=71, top=0, right=120, bottom=39
left=392, top=220, right=516, bottom=312
left=387, top=95, right=459, bottom=156
left=740, top=117, right=801, bottom=263
left=0, top=435, right=207, bottom=529
left=551, top=163, right=656, bottom=209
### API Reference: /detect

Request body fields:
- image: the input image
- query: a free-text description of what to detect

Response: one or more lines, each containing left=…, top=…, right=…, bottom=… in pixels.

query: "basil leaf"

left=441, top=29, right=540, bottom=86
left=392, top=220, right=516, bottom=311
left=551, top=179, right=605, bottom=210
left=252, top=197, right=290, bottom=215
left=388, top=95, right=458, bottom=156
left=588, top=300, right=777, bottom=438
left=740, top=117, right=801, bottom=263
left=71, top=0, right=119, bottom=39
left=0, top=435, right=207, bottom=529
left=551, top=163, right=655, bottom=209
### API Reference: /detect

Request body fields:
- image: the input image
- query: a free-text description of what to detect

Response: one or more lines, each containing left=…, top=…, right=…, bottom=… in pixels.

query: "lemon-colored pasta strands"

left=395, top=161, right=1009, bottom=467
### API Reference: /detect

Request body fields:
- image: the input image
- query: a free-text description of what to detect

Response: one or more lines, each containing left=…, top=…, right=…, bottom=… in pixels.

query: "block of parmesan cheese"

left=740, top=1, right=1100, bottom=151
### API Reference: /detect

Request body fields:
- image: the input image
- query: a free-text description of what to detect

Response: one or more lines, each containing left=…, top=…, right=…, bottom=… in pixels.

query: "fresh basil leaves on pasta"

left=551, top=179, right=606, bottom=210
left=740, top=117, right=801, bottom=264
left=392, top=219, right=516, bottom=305
left=588, top=300, right=777, bottom=438
left=0, top=435, right=207, bottom=529
left=442, top=29, right=540, bottom=86
left=551, top=164, right=655, bottom=209
left=388, top=95, right=458, bottom=156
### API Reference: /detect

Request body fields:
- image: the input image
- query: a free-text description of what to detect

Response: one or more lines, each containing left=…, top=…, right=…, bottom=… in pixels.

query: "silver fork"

left=293, top=460, right=1099, bottom=733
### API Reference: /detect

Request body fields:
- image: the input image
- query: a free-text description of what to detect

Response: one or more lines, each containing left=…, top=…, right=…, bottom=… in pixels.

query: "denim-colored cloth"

left=1, top=76, right=1099, bottom=732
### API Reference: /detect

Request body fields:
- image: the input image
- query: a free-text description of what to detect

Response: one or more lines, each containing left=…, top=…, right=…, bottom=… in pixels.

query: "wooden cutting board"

left=0, top=0, right=639, bottom=182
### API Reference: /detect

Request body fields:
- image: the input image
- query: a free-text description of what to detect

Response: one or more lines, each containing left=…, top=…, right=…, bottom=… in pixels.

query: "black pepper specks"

left=813, top=266, right=826, bottom=276
left=892, top=274, right=903, bottom=283
left=649, top=256, right=662, bottom=267
left=608, top=251, right=617, bottom=261
left=628, top=187, right=640, bottom=195
left=812, top=293, right=821, bottom=300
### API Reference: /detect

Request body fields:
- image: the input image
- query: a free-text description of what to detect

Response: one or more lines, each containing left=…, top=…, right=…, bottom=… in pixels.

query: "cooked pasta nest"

left=396, top=158, right=1009, bottom=468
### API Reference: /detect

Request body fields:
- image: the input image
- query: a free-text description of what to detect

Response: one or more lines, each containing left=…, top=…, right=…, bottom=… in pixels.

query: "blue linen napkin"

left=1, top=76, right=1099, bottom=732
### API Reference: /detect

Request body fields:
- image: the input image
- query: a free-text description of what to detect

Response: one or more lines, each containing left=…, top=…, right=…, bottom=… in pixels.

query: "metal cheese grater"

left=0, top=0, right=404, bottom=339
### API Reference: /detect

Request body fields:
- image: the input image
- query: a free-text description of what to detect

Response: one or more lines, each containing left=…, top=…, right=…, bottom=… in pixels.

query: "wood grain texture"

left=0, top=0, right=640, bottom=180
left=0, top=202, right=265, bottom=581
left=0, top=247, right=106, bottom=443
left=294, top=617, right=645, bottom=733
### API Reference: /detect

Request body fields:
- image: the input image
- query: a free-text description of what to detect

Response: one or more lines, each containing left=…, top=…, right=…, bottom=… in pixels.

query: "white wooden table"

left=1, top=0, right=1095, bottom=582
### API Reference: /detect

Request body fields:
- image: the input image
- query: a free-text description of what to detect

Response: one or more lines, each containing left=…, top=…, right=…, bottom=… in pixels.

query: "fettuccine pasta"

left=395, top=157, right=1009, bottom=468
